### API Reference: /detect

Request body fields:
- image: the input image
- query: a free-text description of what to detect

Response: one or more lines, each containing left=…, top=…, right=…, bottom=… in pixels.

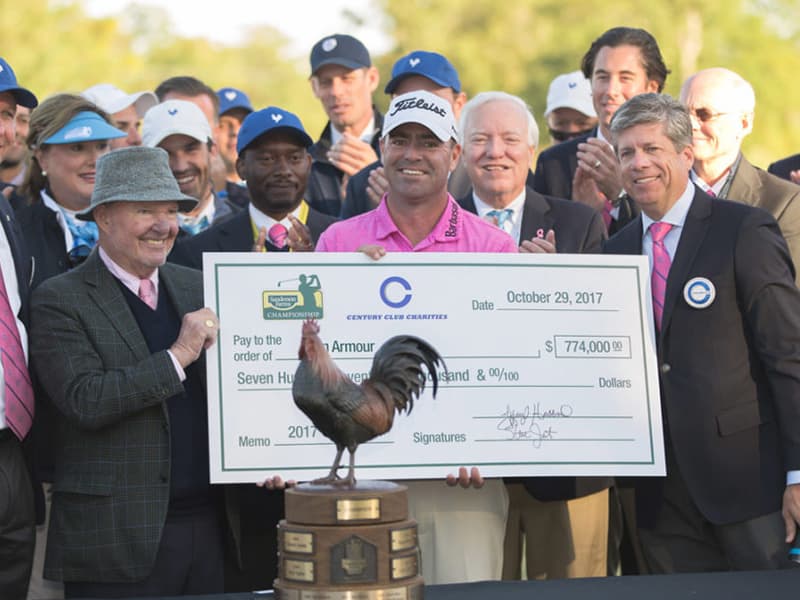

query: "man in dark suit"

left=532, top=27, right=668, bottom=235
left=169, top=106, right=334, bottom=592
left=170, top=106, right=337, bottom=269
left=680, top=67, right=800, bottom=282
left=604, top=92, right=800, bottom=573
left=30, top=147, right=235, bottom=597
left=0, top=57, right=37, bottom=600
left=768, top=154, right=800, bottom=184
left=457, top=90, right=608, bottom=580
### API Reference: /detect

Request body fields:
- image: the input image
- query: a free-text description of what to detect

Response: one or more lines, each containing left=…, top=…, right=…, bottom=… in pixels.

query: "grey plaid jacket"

left=30, top=250, right=219, bottom=582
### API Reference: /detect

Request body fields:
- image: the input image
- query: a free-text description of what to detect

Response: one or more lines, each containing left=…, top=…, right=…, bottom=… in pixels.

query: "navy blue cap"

left=237, top=107, right=313, bottom=154
left=43, top=111, right=126, bottom=145
left=217, top=87, right=253, bottom=117
left=384, top=51, right=461, bottom=95
left=0, top=58, right=37, bottom=108
left=310, top=34, right=371, bottom=75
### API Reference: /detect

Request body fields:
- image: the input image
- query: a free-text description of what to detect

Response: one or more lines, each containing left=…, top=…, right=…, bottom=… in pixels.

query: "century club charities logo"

left=344, top=276, right=448, bottom=323
left=262, top=273, right=323, bottom=320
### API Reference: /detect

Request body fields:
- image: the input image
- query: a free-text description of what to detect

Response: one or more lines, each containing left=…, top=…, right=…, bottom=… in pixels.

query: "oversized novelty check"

left=204, top=252, right=665, bottom=483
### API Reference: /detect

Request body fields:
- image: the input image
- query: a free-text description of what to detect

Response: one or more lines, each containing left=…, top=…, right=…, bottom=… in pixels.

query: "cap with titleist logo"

left=309, top=33, right=371, bottom=76
left=384, top=51, right=461, bottom=94
left=381, top=90, right=458, bottom=143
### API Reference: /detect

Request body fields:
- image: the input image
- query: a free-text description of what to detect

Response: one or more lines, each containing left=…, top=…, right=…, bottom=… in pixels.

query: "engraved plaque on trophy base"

left=274, top=481, right=423, bottom=600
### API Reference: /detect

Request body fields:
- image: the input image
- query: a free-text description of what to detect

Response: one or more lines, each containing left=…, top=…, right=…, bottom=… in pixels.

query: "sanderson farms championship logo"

left=262, top=273, right=323, bottom=320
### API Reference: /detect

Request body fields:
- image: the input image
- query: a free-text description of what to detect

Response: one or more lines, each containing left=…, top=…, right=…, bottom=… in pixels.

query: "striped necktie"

left=487, top=208, right=513, bottom=231
left=0, top=264, right=33, bottom=440
left=649, top=221, right=673, bottom=331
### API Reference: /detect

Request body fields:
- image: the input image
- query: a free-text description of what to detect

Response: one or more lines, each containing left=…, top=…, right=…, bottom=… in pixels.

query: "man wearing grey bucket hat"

left=29, top=146, right=236, bottom=597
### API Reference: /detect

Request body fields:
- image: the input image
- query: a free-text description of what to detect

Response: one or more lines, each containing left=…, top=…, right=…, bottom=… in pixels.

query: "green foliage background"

left=4, top=0, right=799, bottom=167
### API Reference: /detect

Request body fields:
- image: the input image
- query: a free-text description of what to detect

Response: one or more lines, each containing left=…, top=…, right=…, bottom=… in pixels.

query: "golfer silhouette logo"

left=262, top=274, right=324, bottom=320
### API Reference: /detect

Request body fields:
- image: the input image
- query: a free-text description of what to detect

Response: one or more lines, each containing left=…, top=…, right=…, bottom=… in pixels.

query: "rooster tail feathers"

left=367, top=336, right=444, bottom=414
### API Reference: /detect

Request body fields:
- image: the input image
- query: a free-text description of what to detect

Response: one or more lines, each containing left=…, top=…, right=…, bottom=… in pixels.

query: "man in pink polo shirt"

left=315, top=90, right=517, bottom=254
left=316, top=90, right=516, bottom=584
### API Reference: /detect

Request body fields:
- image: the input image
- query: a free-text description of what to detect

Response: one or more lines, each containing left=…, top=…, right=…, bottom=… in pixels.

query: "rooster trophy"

left=292, top=319, right=444, bottom=485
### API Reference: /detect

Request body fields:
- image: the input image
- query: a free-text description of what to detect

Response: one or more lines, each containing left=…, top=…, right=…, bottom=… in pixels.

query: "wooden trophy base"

left=274, top=481, right=423, bottom=600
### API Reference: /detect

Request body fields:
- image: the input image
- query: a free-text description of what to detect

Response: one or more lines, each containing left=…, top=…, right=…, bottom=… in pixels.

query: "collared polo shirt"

left=316, top=194, right=518, bottom=253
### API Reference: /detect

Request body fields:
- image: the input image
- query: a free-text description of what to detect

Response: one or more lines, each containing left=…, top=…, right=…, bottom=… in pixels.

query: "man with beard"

left=143, top=100, right=238, bottom=237
left=170, top=106, right=336, bottom=268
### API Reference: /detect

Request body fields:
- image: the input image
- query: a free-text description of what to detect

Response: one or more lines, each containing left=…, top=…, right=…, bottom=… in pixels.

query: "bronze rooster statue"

left=292, top=319, right=444, bottom=485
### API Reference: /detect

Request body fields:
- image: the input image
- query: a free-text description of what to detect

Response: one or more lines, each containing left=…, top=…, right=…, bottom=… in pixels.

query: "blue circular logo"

left=380, top=276, right=412, bottom=308
left=683, top=277, right=715, bottom=309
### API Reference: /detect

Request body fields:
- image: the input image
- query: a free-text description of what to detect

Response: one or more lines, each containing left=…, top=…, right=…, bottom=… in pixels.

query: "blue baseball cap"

left=384, top=51, right=461, bottom=95
left=0, top=57, right=37, bottom=108
left=237, top=107, right=313, bottom=154
left=310, top=34, right=371, bottom=76
left=43, top=111, right=126, bottom=145
left=217, top=87, right=253, bottom=117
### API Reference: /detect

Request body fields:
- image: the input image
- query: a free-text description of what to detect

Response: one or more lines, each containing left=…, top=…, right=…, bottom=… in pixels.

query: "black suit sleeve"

left=737, top=212, right=800, bottom=469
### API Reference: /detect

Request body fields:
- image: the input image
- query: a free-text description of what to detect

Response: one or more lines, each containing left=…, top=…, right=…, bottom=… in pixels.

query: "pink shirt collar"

left=98, top=246, right=159, bottom=301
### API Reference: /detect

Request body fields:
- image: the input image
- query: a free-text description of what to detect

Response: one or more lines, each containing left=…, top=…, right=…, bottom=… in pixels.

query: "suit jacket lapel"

left=520, top=187, right=555, bottom=242
left=727, top=158, right=761, bottom=206
left=83, top=251, right=151, bottom=361
left=660, top=188, right=712, bottom=334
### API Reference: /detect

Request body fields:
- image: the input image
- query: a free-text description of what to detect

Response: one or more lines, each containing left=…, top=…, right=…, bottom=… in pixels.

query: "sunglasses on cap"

left=549, top=127, right=595, bottom=143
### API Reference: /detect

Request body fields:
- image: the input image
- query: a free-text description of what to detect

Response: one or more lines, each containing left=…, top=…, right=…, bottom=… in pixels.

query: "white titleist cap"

left=142, top=99, right=212, bottom=148
left=544, top=71, right=596, bottom=118
left=382, top=90, right=458, bottom=142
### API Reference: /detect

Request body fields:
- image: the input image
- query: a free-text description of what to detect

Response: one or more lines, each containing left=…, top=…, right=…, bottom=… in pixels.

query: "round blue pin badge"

left=683, top=277, right=716, bottom=309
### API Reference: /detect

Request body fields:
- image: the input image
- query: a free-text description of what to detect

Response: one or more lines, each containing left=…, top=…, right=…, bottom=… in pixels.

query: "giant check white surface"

left=204, top=252, right=665, bottom=483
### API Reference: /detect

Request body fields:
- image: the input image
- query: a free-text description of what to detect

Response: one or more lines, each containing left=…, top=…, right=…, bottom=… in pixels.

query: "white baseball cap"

left=382, top=90, right=458, bottom=142
left=142, top=99, right=213, bottom=148
left=81, top=83, right=158, bottom=118
left=544, top=71, right=596, bottom=118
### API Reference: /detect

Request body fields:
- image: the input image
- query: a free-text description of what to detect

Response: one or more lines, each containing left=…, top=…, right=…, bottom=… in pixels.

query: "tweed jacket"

left=30, top=250, right=210, bottom=582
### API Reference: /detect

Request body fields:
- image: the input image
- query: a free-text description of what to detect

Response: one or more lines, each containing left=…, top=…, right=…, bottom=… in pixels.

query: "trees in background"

left=3, top=0, right=798, bottom=165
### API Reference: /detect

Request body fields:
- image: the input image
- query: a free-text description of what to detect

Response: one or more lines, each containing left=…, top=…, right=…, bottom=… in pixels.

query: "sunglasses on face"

left=689, top=108, right=732, bottom=123
left=549, top=127, right=595, bottom=143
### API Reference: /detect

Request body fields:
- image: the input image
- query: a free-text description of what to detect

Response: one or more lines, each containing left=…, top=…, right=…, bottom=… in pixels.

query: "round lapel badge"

left=683, top=277, right=716, bottom=309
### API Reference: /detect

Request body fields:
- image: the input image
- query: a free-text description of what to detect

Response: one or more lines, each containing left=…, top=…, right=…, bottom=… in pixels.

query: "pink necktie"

left=0, top=265, right=34, bottom=440
left=602, top=199, right=614, bottom=230
left=138, top=278, right=157, bottom=310
left=268, top=223, right=289, bottom=249
left=649, top=222, right=673, bottom=331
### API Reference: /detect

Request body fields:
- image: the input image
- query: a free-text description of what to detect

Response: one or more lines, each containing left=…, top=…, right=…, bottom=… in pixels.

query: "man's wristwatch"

left=611, top=189, right=627, bottom=208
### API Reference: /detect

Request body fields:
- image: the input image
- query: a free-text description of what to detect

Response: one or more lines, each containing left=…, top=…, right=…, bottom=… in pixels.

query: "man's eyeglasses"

left=689, top=108, right=733, bottom=123
left=549, top=127, right=595, bottom=143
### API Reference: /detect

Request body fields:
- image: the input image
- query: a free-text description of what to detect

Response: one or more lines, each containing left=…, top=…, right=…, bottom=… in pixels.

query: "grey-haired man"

left=30, top=146, right=233, bottom=597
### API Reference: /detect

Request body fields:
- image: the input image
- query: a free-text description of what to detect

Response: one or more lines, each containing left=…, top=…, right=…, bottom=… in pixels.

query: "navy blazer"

left=0, top=193, right=31, bottom=324
left=604, top=188, right=800, bottom=526
left=169, top=207, right=337, bottom=271
left=767, top=153, right=800, bottom=182
left=457, top=185, right=606, bottom=254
